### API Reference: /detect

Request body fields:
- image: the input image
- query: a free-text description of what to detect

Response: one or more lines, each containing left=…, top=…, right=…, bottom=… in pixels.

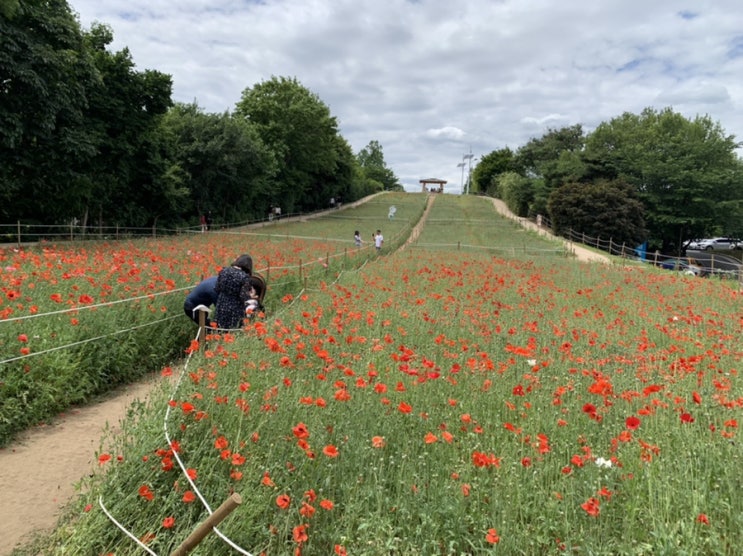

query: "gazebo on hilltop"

left=419, top=177, right=447, bottom=193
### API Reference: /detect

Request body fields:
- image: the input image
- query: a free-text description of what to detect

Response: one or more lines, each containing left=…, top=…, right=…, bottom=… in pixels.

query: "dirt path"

left=489, top=197, right=611, bottom=264
left=0, top=195, right=610, bottom=555
left=0, top=375, right=164, bottom=555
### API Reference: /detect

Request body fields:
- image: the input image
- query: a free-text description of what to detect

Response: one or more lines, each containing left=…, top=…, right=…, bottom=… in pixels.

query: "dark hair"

left=249, top=275, right=265, bottom=297
left=232, top=254, right=253, bottom=275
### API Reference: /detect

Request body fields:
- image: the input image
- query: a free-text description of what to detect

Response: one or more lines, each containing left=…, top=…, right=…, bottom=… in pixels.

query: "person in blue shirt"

left=183, top=276, right=218, bottom=324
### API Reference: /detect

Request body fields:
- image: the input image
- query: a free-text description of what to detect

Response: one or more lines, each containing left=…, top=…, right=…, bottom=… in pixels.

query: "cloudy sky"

left=70, top=0, right=743, bottom=193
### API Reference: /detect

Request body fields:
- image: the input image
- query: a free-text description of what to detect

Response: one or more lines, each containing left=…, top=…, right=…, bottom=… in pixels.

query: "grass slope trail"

left=0, top=194, right=605, bottom=555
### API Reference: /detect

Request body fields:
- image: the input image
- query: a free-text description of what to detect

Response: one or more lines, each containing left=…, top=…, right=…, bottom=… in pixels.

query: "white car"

left=687, top=237, right=741, bottom=250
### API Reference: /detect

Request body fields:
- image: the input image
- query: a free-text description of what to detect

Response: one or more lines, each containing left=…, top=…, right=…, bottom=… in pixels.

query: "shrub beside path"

left=0, top=194, right=608, bottom=555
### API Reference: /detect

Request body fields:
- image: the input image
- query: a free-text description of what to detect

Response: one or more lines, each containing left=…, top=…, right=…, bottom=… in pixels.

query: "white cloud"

left=70, top=0, right=743, bottom=192
left=426, top=127, right=466, bottom=140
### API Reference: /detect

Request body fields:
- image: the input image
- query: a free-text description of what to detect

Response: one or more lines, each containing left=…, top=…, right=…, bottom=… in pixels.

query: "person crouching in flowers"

left=214, top=254, right=253, bottom=329
left=243, top=275, right=265, bottom=320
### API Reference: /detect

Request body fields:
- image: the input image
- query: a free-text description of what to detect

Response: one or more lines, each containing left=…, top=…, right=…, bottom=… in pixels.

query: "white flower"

left=595, top=457, right=613, bottom=469
left=527, top=359, right=537, bottom=366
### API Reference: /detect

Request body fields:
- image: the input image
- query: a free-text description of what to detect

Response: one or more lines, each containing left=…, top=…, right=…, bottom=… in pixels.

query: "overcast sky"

left=70, top=0, right=743, bottom=193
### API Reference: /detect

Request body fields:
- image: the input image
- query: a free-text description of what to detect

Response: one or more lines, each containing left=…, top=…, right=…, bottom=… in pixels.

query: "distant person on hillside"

left=183, top=276, right=217, bottom=323
left=374, top=229, right=384, bottom=251
left=354, top=230, right=362, bottom=247
left=214, top=254, right=253, bottom=329
left=199, top=214, right=207, bottom=233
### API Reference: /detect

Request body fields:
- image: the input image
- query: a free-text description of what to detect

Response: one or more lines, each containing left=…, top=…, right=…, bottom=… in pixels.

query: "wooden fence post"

left=170, top=493, right=242, bottom=556
left=197, top=309, right=208, bottom=352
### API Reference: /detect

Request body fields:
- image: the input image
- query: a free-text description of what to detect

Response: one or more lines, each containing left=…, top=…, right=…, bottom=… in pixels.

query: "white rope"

left=98, top=495, right=159, bottom=556
left=1, top=286, right=192, bottom=324
left=162, top=331, right=254, bottom=556
left=0, top=314, right=181, bottom=366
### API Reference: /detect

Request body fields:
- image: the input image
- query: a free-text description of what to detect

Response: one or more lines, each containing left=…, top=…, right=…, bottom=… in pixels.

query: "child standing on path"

left=374, top=229, right=384, bottom=251
left=354, top=231, right=362, bottom=247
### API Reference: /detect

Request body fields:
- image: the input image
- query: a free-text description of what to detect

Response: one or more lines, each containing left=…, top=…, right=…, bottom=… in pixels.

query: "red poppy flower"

left=485, top=528, right=500, bottom=544
left=398, top=402, right=412, bottom=414
left=323, top=445, right=339, bottom=458
left=292, top=524, right=308, bottom=543
left=292, top=422, right=310, bottom=439
left=299, top=502, right=316, bottom=518
left=625, top=416, right=641, bottom=430
left=162, top=516, right=175, bottom=529
left=182, top=491, right=196, bottom=503
left=680, top=412, right=695, bottom=424
left=276, top=494, right=291, bottom=509
left=138, top=485, right=154, bottom=501
left=581, top=497, right=600, bottom=517
left=582, top=403, right=597, bottom=415
left=696, top=513, right=709, bottom=525
left=424, top=432, right=438, bottom=444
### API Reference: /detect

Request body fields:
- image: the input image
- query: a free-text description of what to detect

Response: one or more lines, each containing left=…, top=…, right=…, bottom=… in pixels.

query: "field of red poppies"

left=0, top=193, right=424, bottom=446
left=10, top=193, right=743, bottom=555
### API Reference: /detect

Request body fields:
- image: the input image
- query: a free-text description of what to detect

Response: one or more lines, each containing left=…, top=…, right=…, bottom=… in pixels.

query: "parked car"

left=659, top=258, right=704, bottom=276
left=687, top=237, right=741, bottom=250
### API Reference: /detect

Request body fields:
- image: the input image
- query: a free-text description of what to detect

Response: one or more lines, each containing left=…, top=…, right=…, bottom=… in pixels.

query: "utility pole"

left=463, top=148, right=474, bottom=194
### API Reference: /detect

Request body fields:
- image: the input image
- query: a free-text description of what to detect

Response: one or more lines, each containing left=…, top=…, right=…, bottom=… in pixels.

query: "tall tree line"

left=472, top=110, right=743, bottom=252
left=0, top=1, right=400, bottom=231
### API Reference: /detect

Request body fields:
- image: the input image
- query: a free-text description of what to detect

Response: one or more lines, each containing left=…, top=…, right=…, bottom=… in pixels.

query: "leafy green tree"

left=471, top=147, right=515, bottom=195
left=514, top=124, right=585, bottom=186
left=357, top=140, right=401, bottom=192
left=0, top=0, right=99, bottom=222
left=0, top=0, right=19, bottom=18
left=235, top=76, right=346, bottom=213
left=81, top=23, right=177, bottom=227
left=583, top=107, right=741, bottom=251
left=161, top=103, right=277, bottom=225
left=547, top=179, right=646, bottom=247
left=511, top=124, right=586, bottom=216
left=496, top=172, right=534, bottom=217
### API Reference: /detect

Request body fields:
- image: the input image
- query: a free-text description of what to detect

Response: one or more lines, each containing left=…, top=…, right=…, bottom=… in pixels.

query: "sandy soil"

left=0, top=196, right=609, bottom=555
left=0, top=375, right=164, bottom=555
